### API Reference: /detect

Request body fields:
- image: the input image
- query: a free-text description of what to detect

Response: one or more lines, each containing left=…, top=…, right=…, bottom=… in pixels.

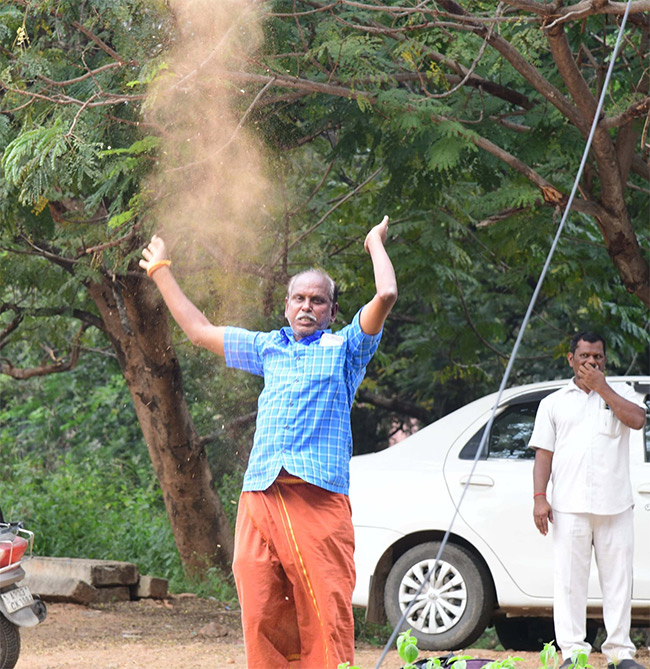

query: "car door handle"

left=637, top=484, right=650, bottom=495
left=459, top=475, right=495, bottom=487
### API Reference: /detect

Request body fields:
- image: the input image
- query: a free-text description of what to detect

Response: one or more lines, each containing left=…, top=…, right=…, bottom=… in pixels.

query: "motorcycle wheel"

left=0, top=614, right=20, bottom=669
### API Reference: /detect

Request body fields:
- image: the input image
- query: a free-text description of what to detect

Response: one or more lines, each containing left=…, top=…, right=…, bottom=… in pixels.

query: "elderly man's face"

left=285, top=272, right=338, bottom=340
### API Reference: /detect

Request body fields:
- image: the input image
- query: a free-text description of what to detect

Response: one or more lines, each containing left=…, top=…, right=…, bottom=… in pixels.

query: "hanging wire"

left=374, top=1, right=635, bottom=664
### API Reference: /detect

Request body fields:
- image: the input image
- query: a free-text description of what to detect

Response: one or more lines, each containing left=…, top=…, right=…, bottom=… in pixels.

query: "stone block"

left=92, top=586, right=131, bottom=604
left=23, top=556, right=138, bottom=587
left=134, top=575, right=168, bottom=600
left=22, top=571, right=98, bottom=605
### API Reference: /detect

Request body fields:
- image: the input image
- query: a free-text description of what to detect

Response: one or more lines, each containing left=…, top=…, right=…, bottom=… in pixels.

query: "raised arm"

left=359, top=216, right=398, bottom=335
left=140, top=235, right=226, bottom=357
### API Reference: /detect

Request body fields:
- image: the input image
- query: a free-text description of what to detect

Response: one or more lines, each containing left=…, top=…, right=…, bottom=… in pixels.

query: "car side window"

left=459, top=401, right=540, bottom=460
left=487, top=404, right=538, bottom=460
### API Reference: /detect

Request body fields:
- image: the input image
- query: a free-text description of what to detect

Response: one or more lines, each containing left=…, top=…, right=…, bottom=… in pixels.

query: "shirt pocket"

left=597, top=408, right=621, bottom=438
left=304, top=344, right=345, bottom=383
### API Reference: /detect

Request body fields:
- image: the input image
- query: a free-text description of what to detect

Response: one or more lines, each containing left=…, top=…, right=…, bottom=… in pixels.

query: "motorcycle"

left=0, top=509, right=47, bottom=669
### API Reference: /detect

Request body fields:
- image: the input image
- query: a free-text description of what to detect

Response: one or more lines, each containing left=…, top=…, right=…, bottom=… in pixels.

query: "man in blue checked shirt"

left=141, top=216, right=397, bottom=668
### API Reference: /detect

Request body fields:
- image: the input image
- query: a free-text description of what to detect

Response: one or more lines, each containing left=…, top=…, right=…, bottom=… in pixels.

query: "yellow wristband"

left=147, top=259, right=171, bottom=277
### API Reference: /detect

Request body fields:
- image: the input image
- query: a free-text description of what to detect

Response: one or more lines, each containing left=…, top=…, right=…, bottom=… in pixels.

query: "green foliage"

left=3, top=453, right=168, bottom=567
left=100, top=136, right=160, bottom=158
left=0, top=354, right=239, bottom=599
left=0, top=0, right=174, bottom=268
left=539, top=642, right=594, bottom=669
left=0, top=352, right=142, bottom=464
left=0, top=0, right=648, bottom=592
left=539, top=643, right=558, bottom=668
left=338, top=635, right=595, bottom=669
left=256, top=0, right=649, bottom=425
left=397, top=629, right=424, bottom=668
left=0, top=449, right=233, bottom=600
left=352, top=607, right=393, bottom=646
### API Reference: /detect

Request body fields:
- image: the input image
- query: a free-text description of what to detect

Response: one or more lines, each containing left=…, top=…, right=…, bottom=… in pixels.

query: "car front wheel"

left=384, top=541, right=495, bottom=651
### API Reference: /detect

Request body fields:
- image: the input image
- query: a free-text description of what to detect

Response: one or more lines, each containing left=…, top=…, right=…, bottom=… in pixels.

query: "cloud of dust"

left=145, top=0, right=276, bottom=323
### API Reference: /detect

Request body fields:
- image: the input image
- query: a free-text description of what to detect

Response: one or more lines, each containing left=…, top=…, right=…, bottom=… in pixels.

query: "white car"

left=349, top=377, right=650, bottom=651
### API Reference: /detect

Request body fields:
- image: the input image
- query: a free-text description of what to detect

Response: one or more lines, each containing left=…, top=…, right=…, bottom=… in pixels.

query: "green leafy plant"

left=482, top=659, right=523, bottom=669
left=397, top=629, right=422, bottom=668
left=540, top=642, right=560, bottom=669
left=337, top=634, right=597, bottom=669
left=568, top=654, right=594, bottom=669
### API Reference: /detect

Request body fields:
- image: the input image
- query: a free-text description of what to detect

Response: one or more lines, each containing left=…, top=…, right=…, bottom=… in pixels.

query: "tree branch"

left=544, top=25, right=597, bottom=125
left=0, top=81, right=146, bottom=108
left=36, top=62, right=123, bottom=87
left=0, top=324, right=89, bottom=380
left=0, top=306, right=22, bottom=349
left=543, top=0, right=650, bottom=28
left=283, top=166, right=384, bottom=257
left=84, top=230, right=138, bottom=256
left=476, top=206, right=532, bottom=227
left=226, top=70, right=376, bottom=104
left=227, top=70, right=600, bottom=217
left=600, top=95, right=650, bottom=130
left=10, top=0, right=130, bottom=64
left=1, top=303, right=105, bottom=333
left=468, top=132, right=603, bottom=216
left=198, top=411, right=258, bottom=447
left=453, top=278, right=509, bottom=360
left=16, top=233, right=79, bottom=270
left=434, top=0, right=589, bottom=134
left=356, top=388, right=432, bottom=422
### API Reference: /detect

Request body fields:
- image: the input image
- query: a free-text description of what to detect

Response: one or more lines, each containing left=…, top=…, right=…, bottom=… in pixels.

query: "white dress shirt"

left=529, top=379, right=643, bottom=514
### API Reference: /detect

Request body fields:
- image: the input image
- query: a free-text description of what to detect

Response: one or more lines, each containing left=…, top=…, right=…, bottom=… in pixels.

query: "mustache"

left=296, top=312, right=317, bottom=322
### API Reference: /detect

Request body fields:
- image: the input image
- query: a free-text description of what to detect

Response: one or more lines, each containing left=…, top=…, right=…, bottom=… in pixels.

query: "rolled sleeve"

left=346, top=308, right=382, bottom=370
left=529, top=395, right=556, bottom=453
left=224, top=326, right=265, bottom=377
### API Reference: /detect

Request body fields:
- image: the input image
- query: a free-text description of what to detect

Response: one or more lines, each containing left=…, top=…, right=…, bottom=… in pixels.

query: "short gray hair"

left=287, top=269, right=338, bottom=305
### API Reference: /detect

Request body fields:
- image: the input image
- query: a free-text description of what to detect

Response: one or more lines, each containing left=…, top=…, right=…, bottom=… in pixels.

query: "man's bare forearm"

left=368, top=236, right=398, bottom=304
left=532, top=448, right=553, bottom=535
left=533, top=448, right=552, bottom=494
left=595, top=383, right=645, bottom=429
left=141, top=236, right=226, bottom=356
left=360, top=216, right=397, bottom=335
left=579, top=364, right=645, bottom=429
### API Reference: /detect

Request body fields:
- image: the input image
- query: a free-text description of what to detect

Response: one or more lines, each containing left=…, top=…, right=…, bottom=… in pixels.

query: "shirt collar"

left=567, top=378, right=581, bottom=392
left=279, top=327, right=332, bottom=345
left=567, top=377, right=593, bottom=395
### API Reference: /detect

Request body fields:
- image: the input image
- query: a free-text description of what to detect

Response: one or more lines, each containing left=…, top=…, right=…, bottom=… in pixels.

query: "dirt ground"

left=14, top=597, right=650, bottom=669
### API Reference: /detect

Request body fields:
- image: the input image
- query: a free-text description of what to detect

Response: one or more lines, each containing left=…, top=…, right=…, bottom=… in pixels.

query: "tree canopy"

left=1, top=0, right=648, bottom=573
left=243, top=0, right=649, bottom=302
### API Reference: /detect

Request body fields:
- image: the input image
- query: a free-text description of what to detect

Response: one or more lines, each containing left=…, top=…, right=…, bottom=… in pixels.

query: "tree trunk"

left=86, top=270, right=234, bottom=575
left=544, top=25, right=650, bottom=307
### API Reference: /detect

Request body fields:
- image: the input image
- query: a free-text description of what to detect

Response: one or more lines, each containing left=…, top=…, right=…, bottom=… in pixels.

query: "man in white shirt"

left=530, top=331, right=645, bottom=669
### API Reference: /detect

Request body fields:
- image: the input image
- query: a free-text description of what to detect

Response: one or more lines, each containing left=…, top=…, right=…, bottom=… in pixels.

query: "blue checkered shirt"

left=224, top=309, right=382, bottom=495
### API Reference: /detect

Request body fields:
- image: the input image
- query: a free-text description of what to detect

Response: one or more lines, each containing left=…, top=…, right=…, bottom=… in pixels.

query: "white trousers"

left=553, top=508, right=636, bottom=663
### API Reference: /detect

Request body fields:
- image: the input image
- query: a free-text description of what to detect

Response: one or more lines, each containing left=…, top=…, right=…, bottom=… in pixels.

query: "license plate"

left=1, top=586, right=34, bottom=613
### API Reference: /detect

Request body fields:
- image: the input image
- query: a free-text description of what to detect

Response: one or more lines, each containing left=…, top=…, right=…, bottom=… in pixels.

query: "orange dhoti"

left=232, top=472, right=356, bottom=669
